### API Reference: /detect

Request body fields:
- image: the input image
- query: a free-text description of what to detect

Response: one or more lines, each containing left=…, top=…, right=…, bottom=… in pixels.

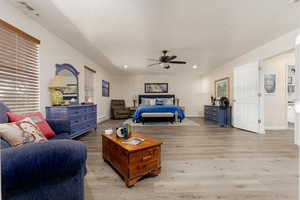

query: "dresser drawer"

left=84, top=112, right=97, bottom=121
left=68, top=107, right=83, bottom=116
left=85, top=120, right=97, bottom=129
left=70, top=116, right=84, bottom=126
left=87, top=105, right=97, bottom=113
left=205, top=107, right=218, bottom=112
left=70, top=124, right=86, bottom=134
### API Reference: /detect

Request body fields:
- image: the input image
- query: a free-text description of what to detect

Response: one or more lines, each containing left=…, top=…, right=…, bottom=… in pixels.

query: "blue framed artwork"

left=102, top=80, right=110, bottom=97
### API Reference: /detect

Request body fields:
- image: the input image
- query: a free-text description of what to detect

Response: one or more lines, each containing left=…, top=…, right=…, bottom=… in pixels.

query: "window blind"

left=0, top=20, right=40, bottom=113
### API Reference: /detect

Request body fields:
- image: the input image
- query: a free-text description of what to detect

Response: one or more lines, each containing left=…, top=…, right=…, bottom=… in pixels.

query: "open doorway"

left=262, top=50, right=296, bottom=134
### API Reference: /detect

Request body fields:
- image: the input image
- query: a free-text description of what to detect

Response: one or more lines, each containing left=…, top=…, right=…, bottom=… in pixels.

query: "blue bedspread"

left=132, top=105, right=185, bottom=121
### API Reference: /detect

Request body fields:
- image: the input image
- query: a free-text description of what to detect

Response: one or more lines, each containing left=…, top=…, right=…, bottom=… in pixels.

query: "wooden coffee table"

left=102, top=132, right=162, bottom=187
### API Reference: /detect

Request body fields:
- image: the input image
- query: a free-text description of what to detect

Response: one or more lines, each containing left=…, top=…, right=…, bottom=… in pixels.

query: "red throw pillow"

left=7, top=112, right=56, bottom=139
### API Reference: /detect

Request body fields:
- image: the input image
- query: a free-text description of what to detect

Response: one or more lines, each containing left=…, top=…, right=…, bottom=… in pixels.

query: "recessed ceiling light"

left=123, top=65, right=128, bottom=69
left=192, top=65, right=198, bottom=69
left=288, top=0, right=299, bottom=4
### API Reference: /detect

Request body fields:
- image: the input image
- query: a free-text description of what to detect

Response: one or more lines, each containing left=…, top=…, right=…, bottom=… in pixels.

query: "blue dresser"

left=204, top=105, right=231, bottom=127
left=46, top=104, right=97, bottom=138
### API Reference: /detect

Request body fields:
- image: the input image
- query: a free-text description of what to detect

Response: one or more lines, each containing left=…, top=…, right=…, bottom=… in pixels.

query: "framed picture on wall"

left=144, top=83, right=168, bottom=93
left=215, top=77, right=230, bottom=99
left=288, top=65, right=296, bottom=75
left=264, top=73, right=276, bottom=95
left=102, top=80, right=110, bottom=97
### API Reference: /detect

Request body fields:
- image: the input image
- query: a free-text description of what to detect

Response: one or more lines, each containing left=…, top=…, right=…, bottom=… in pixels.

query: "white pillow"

left=165, top=98, right=174, bottom=105
left=149, top=99, right=156, bottom=106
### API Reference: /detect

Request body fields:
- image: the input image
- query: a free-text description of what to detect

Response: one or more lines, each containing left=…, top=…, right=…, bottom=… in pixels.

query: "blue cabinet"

left=204, top=105, right=231, bottom=127
left=46, top=104, right=97, bottom=138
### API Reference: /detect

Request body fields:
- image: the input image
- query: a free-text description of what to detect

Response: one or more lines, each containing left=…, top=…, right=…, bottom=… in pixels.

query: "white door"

left=233, top=61, right=264, bottom=134
left=295, top=37, right=300, bottom=145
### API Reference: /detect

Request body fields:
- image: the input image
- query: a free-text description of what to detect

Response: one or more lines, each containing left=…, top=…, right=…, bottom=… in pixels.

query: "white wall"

left=262, top=51, right=295, bottom=130
left=112, top=74, right=204, bottom=117
left=0, top=0, right=115, bottom=122
left=200, top=28, right=300, bottom=116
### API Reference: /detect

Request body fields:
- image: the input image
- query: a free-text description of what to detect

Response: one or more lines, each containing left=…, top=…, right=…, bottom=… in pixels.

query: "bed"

left=132, top=95, right=185, bottom=123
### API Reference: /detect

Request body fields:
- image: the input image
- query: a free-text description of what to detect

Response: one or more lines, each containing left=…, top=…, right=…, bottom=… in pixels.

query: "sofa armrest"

left=47, top=119, right=70, bottom=135
left=1, top=140, right=87, bottom=192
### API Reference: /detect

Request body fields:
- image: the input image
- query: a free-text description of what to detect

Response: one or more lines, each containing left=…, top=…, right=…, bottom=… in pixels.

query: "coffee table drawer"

left=130, top=146, right=160, bottom=164
left=129, top=160, right=159, bottom=178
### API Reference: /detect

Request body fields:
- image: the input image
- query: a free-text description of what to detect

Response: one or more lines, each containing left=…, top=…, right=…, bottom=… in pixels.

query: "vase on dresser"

left=46, top=104, right=97, bottom=138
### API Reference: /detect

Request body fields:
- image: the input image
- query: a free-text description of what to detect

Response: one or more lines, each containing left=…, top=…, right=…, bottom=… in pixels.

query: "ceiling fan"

left=148, top=50, right=187, bottom=69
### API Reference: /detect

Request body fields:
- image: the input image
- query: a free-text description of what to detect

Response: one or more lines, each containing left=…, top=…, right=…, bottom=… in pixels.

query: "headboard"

left=138, top=94, right=175, bottom=105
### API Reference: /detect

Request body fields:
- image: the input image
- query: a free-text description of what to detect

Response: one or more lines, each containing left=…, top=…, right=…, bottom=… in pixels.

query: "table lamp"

left=48, top=75, right=67, bottom=106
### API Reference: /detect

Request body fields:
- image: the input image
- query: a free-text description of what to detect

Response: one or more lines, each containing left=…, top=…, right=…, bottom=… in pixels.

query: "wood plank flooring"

left=78, top=118, right=298, bottom=200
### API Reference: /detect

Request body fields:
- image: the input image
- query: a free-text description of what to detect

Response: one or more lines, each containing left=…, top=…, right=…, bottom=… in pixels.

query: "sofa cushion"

left=7, top=112, right=56, bottom=139
left=0, top=118, right=47, bottom=147
left=50, top=132, right=71, bottom=140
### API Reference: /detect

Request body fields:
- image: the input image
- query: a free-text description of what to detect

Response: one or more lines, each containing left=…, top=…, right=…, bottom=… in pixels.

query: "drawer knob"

left=142, top=155, right=152, bottom=161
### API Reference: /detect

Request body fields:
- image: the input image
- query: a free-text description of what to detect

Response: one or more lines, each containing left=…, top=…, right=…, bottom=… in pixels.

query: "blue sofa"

left=0, top=102, right=87, bottom=200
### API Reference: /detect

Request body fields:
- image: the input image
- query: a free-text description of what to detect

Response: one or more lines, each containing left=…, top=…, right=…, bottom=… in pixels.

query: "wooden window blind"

left=0, top=19, right=40, bottom=113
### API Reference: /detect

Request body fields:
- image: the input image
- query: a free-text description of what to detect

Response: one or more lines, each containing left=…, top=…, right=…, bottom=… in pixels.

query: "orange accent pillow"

left=7, top=112, right=56, bottom=139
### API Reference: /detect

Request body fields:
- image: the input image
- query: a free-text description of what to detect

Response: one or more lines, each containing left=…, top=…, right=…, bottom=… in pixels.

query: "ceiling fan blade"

left=167, top=55, right=177, bottom=61
left=169, top=61, right=187, bottom=64
left=147, top=63, right=161, bottom=67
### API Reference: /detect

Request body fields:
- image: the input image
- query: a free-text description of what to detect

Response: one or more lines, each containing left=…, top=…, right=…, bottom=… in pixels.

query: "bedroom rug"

left=123, top=118, right=200, bottom=127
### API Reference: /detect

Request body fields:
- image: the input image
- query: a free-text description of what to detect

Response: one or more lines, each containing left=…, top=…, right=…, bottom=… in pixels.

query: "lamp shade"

left=49, top=75, right=67, bottom=89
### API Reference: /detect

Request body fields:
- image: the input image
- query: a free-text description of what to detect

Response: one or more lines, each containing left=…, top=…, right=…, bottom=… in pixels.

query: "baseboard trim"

left=98, top=115, right=110, bottom=123
left=264, top=126, right=289, bottom=130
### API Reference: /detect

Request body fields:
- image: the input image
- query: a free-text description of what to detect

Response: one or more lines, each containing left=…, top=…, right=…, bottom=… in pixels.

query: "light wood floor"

left=78, top=118, right=299, bottom=200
